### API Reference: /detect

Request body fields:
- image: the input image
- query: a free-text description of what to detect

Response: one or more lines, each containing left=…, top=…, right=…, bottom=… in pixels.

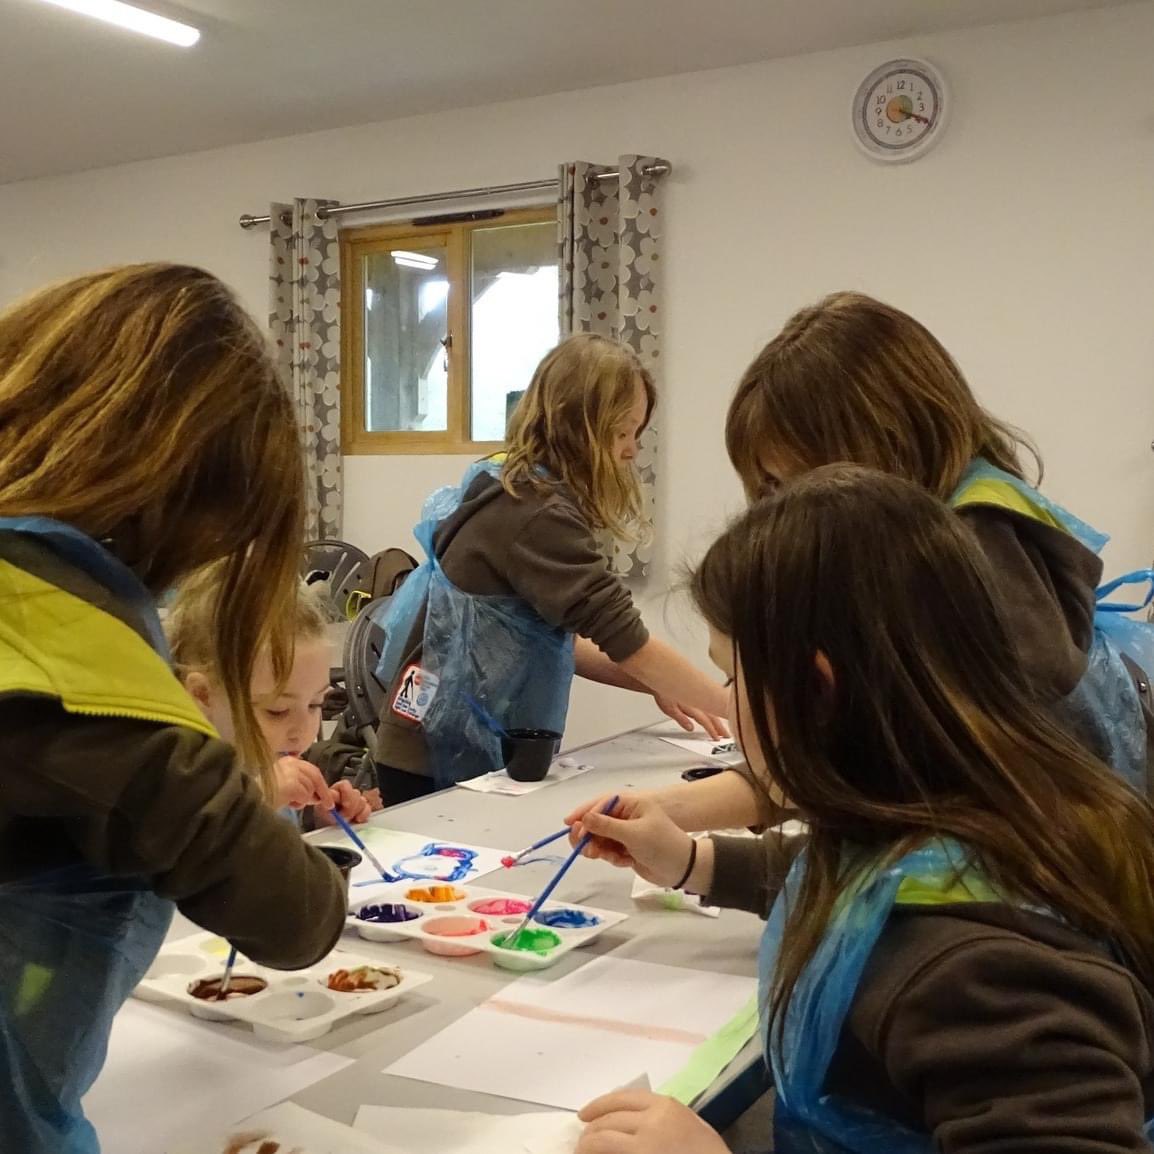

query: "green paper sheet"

left=657, top=994, right=760, bottom=1105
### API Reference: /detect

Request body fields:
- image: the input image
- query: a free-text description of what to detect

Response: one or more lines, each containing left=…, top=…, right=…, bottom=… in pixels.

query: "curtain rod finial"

left=239, top=213, right=259, bottom=230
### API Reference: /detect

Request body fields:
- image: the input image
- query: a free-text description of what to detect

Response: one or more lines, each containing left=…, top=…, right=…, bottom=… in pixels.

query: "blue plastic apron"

left=0, top=518, right=175, bottom=1154
left=951, top=459, right=1150, bottom=794
left=753, top=463, right=1154, bottom=1151
left=758, top=839, right=1154, bottom=1153
left=376, top=460, right=576, bottom=787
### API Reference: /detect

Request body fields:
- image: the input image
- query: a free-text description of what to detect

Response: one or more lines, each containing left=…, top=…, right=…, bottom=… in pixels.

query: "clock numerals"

left=854, top=58, right=946, bottom=162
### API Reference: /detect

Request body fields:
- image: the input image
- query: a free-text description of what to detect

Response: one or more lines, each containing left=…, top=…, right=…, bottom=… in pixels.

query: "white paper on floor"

left=170, top=1101, right=403, bottom=1154
left=384, top=957, right=756, bottom=1111
left=85, top=1001, right=354, bottom=1154
left=355, top=1105, right=583, bottom=1154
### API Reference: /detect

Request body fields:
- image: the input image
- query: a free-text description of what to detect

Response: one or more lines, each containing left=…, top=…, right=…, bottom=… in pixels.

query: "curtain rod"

left=238, top=161, right=671, bottom=230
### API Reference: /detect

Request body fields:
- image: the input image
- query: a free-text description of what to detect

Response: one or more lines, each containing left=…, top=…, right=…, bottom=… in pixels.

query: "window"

left=341, top=206, right=559, bottom=454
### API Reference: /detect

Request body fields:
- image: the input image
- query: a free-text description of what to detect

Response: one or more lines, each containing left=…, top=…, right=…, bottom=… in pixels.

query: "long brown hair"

left=0, top=263, right=305, bottom=794
left=691, top=464, right=1154, bottom=1058
left=502, top=333, right=655, bottom=538
left=726, top=292, right=1038, bottom=500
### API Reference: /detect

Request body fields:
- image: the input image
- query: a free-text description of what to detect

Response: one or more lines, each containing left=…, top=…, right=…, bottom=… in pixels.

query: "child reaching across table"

left=573, top=466, right=1154, bottom=1154
left=573, top=292, right=1152, bottom=836
left=373, top=333, right=728, bottom=804
left=170, top=571, right=374, bottom=828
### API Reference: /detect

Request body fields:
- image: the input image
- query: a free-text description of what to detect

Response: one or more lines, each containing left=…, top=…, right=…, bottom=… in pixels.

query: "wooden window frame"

left=341, top=205, right=557, bottom=455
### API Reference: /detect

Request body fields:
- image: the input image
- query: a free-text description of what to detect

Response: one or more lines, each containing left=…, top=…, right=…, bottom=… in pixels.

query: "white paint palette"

left=346, top=882, right=627, bottom=973
left=133, top=932, right=433, bottom=1043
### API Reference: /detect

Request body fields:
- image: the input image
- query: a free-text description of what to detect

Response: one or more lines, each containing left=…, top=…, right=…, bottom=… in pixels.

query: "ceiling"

left=0, top=0, right=1135, bottom=184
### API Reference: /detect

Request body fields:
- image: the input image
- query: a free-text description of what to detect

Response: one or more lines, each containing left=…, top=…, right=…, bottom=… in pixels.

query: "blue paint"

left=534, top=908, right=600, bottom=929
left=357, top=903, right=419, bottom=924
left=390, top=842, right=479, bottom=883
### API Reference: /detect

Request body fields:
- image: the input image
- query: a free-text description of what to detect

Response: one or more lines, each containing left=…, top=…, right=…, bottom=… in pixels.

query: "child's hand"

left=274, top=757, right=332, bottom=811
left=654, top=697, right=730, bottom=740
left=363, top=788, right=384, bottom=812
left=565, top=792, right=647, bottom=865
left=330, top=780, right=372, bottom=824
left=569, top=796, right=697, bottom=888
left=577, top=1090, right=727, bottom=1154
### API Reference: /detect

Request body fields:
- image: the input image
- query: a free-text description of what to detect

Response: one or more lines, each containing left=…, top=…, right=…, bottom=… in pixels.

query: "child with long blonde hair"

left=169, top=570, right=373, bottom=826
left=573, top=467, right=1154, bottom=1154
left=0, top=264, right=347, bottom=1153
left=374, top=332, right=728, bottom=802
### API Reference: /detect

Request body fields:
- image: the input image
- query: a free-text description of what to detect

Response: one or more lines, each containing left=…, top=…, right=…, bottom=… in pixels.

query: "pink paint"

left=430, top=918, right=490, bottom=937
left=469, top=898, right=532, bottom=916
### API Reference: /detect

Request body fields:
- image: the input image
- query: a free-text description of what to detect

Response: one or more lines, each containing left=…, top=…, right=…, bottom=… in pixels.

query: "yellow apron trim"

left=895, top=873, right=1003, bottom=907
left=951, top=476, right=1065, bottom=533
left=0, top=559, right=216, bottom=738
left=15, top=963, right=53, bottom=1017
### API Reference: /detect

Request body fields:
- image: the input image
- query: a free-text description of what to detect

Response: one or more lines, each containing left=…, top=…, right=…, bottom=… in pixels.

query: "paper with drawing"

left=385, top=957, right=756, bottom=1110
left=647, top=723, right=744, bottom=766
left=308, top=826, right=510, bottom=888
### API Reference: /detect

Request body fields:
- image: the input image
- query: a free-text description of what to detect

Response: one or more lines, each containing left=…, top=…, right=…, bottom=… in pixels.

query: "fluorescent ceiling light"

left=392, top=251, right=439, bottom=270
left=36, top=0, right=201, bottom=47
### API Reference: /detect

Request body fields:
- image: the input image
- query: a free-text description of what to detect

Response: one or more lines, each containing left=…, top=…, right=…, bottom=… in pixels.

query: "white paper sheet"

left=354, top=1105, right=583, bottom=1154
left=648, top=725, right=745, bottom=766
left=308, top=825, right=511, bottom=888
left=456, top=760, right=594, bottom=796
left=385, top=957, right=755, bottom=1111
left=171, top=1101, right=403, bottom=1154
left=85, top=1001, right=354, bottom=1154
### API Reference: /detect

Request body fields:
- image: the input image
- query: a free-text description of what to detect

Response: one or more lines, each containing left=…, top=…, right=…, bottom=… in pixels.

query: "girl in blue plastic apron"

left=372, top=334, right=730, bottom=796
left=572, top=466, right=1154, bottom=1154
left=0, top=265, right=348, bottom=1154
left=606, top=291, right=1152, bottom=835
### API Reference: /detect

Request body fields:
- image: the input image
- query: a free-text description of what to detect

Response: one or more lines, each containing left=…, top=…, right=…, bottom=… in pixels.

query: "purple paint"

left=357, top=903, right=420, bottom=925
left=534, top=908, right=600, bottom=929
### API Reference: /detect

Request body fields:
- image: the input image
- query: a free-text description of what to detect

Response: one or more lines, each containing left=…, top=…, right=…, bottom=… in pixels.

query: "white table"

left=173, top=725, right=770, bottom=1135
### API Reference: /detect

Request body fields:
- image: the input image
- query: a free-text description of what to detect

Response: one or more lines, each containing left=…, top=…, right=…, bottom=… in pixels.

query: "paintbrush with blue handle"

left=503, top=826, right=571, bottom=867
left=216, top=946, right=238, bottom=1001
left=462, top=692, right=508, bottom=739
left=331, top=809, right=395, bottom=884
left=504, top=795, right=620, bottom=948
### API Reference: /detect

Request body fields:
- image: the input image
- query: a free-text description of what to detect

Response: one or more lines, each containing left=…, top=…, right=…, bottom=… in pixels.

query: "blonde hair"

left=169, top=568, right=328, bottom=789
left=726, top=292, right=1038, bottom=501
left=0, top=263, right=306, bottom=793
left=502, top=333, right=655, bottom=538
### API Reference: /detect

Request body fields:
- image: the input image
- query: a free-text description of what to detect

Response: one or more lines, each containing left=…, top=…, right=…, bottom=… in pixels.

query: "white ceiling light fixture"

left=36, top=0, right=201, bottom=47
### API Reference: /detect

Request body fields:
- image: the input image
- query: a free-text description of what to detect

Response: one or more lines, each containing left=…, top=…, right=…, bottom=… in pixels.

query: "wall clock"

left=852, top=58, right=948, bottom=163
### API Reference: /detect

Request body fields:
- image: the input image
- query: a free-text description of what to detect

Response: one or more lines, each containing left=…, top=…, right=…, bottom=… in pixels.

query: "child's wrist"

left=685, top=837, right=715, bottom=895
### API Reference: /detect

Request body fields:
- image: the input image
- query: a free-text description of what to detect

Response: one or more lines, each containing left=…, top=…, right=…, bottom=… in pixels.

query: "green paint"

left=657, top=995, right=759, bottom=1105
left=15, top=963, right=54, bottom=1016
left=492, top=928, right=561, bottom=954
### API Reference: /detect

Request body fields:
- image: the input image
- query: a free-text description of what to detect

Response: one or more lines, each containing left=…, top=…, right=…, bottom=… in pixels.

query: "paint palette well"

left=133, top=932, right=433, bottom=1043
left=347, top=883, right=627, bottom=972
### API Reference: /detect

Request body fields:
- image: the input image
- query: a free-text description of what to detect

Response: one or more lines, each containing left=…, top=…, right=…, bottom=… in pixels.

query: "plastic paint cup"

left=501, top=728, right=562, bottom=782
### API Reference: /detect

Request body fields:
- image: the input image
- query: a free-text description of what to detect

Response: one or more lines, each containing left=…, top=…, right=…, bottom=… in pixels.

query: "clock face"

left=852, top=58, right=946, bottom=162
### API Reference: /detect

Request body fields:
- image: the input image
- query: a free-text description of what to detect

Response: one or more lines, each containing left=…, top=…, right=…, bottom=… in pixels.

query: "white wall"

left=3, top=2, right=1153, bottom=749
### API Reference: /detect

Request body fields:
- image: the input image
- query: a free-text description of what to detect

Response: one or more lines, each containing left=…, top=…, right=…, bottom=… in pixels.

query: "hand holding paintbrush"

left=503, top=795, right=620, bottom=949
